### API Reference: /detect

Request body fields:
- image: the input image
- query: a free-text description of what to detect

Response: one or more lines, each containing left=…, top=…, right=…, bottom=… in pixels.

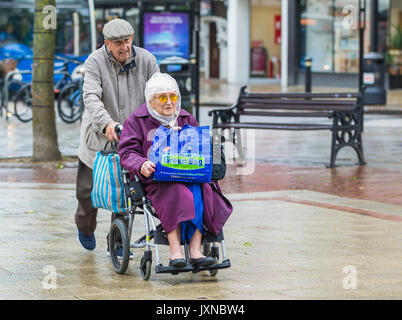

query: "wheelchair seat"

left=127, top=176, right=224, bottom=246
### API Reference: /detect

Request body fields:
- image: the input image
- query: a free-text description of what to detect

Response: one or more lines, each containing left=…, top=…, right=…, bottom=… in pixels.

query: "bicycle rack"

left=0, top=70, right=31, bottom=120
left=0, top=70, right=71, bottom=120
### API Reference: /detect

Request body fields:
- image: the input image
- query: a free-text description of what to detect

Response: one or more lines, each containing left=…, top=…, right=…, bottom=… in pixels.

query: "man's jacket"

left=78, top=44, right=159, bottom=169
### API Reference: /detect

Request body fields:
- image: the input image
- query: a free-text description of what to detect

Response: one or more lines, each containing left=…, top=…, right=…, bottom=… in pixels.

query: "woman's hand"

left=140, top=160, right=156, bottom=178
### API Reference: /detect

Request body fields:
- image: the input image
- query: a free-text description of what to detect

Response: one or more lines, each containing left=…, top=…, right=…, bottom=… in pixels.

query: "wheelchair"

left=108, top=126, right=231, bottom=280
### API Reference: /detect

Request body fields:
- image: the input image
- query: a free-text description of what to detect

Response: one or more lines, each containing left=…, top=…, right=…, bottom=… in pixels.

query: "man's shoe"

left=106, top=248, right=133, bottom=259
left=78, top=230, right=96, bottom=251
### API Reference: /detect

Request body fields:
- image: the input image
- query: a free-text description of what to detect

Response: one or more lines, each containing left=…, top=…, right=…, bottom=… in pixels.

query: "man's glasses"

left=156, top=94, right=178, bottom=103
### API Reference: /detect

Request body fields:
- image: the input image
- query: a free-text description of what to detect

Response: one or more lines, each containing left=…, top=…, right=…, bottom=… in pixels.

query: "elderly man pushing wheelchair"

left=75, top=19, right=159, bottom=252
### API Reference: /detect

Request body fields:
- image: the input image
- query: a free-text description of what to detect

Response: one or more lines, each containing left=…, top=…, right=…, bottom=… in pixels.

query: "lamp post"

left=193, top=0, right=200, bottom=122
left=358, top=0, right=366, bottom=91
left=305, top=57, right=312, bottom=93
left=370, top=0, right=378, bottom=53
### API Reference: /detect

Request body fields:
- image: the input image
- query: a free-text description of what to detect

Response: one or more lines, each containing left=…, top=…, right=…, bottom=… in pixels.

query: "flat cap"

left=103, top=19, right=134, bottom=41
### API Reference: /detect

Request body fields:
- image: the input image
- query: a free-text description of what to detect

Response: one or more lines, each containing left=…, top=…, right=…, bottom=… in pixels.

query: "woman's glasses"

left=156, top=94, right=178, bottom=103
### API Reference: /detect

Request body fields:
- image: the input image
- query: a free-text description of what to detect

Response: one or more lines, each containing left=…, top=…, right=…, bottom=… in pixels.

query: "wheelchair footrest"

left=153, top=229, right=225, bottom=246
left=155, top=259, right=231, bottom=275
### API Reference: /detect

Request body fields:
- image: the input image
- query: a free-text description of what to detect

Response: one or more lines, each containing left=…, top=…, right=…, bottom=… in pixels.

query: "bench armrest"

left=208, top=103, right=238, bottom=128
left=208, top=102, right=237, bottom=116
left=327, top=92, right=363, bottom=119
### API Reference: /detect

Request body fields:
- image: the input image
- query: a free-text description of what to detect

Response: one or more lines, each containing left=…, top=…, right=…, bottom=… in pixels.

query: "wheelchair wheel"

left=109, top=218, right=130, bottom=275
left=203, top=243, right=219, bottom=277
left=140, top=251, right=152, bottom=280
left=141, top=260, right=152, bottom=281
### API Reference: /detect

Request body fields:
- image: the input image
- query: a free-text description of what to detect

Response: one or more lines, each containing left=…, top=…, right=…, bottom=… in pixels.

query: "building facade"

left=2, top=0, right=400, bottom=89
left=203, top=0, right=401, bottom=90
left=288, top=0, right=393, bottom=88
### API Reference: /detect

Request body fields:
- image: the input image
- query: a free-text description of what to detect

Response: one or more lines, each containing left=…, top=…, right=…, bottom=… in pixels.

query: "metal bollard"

left=305, top=57, right=312, bottom=93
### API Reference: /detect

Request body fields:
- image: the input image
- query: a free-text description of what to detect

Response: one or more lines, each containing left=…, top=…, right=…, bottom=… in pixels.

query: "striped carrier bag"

left=91, top=142, right=127, bottom=214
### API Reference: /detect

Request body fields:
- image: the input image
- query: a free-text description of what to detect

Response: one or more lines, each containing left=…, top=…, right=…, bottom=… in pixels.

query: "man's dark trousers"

left=75, top=159, right=98, bottom=236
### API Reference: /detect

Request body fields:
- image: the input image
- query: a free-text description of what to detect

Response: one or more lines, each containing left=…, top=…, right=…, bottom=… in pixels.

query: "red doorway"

left=209, top=22, right=220, bottom=78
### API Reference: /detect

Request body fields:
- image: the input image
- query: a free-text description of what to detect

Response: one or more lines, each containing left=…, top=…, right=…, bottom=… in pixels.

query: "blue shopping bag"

left=149, top=125, right=213, bottom=183
left=91, top=146, right=127, bottom=214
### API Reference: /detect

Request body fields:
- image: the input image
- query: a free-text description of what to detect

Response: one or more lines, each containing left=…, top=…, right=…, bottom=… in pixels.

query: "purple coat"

left=118, top=103, right=233, bottom=235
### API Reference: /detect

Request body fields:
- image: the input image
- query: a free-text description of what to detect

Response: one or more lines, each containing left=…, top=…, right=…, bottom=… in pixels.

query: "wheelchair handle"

left=115, top=124, right=123, bottom=137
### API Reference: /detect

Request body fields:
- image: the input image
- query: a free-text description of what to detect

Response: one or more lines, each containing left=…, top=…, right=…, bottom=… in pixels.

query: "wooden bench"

left=208, top=86, right=366, bottom=168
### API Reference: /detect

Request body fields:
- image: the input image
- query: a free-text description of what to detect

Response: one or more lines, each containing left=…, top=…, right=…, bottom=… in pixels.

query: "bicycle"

left=56, top=65, right=84, bottom=123
left=1, top=47, right=87, bottom=122
left=13, top=81, right=32, bottom=122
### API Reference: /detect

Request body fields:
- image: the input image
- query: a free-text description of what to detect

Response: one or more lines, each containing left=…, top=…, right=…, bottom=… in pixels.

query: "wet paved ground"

left=2, top=184, right=402, bottom=300
left=1, top=110, right=402, bottom=206
left=1, top=83, right=402, bottom=300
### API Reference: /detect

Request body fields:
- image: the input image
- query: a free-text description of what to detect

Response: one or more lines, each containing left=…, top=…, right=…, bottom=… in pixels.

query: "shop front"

left=287, top=0, right=396, bottom=89
left=199, top=0, right=227, bottom=80
left=250, top=0, right=282, bottom=79
left=388, top=0, right=402, bottom=89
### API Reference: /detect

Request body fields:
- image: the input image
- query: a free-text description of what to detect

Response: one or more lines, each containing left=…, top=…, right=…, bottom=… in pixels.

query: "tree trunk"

left=32, top=0, right=61, bottom=161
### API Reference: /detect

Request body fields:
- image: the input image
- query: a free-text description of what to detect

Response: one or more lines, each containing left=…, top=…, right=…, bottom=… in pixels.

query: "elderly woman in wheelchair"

left=116, top=73, right=232, bottom=277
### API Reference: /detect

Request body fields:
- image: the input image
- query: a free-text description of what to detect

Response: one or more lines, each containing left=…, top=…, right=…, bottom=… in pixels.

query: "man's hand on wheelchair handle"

left=140, top=160, right=156, bottom=178
left=105, top=121, right=120, bottom=142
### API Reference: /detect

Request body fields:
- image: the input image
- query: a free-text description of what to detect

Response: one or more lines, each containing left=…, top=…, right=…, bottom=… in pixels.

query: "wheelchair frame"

left=108, top=168, right=231, bottom=280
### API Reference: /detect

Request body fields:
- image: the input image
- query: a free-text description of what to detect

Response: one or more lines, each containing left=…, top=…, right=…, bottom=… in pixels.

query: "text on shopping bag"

left=149, top=125, right=212, bottom=183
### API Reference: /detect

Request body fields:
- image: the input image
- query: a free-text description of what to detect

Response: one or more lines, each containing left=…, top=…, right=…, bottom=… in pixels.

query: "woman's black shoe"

left=190, top=256, right=215, bottom=266
left=169, top=258, right=186, bottom=268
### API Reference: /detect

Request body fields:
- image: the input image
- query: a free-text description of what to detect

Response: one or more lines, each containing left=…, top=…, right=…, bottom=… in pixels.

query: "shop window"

left=0, top=9, right=34, bottom=48
left=300, top=0, right=334, bottom=72
left=56, top=8, right=91, bottom=55
left=333, top=0, right=359, bottom=73
left=0, top=7, right=91, bottom=55
left=300, top=0, right=389, bottom=74
left=95, top=7, right=141, bottom=47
